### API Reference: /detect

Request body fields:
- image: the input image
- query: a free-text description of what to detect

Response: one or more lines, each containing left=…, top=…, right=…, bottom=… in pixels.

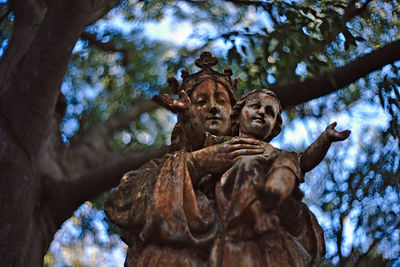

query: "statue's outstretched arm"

left=152, top=90, right=191, bottom=113
left=300, top=122, right=350, bottom=173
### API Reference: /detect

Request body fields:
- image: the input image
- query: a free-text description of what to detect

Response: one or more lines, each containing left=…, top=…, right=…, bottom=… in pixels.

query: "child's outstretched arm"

left=152, top=90, right=191, bottom=113
left=300, top=122, right=350, bottom=173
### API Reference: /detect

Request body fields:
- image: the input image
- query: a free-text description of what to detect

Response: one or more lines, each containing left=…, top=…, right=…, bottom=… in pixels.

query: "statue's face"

left=238, top=93, right=280, bottom=140
left=190, top=79, right=232, bottom=136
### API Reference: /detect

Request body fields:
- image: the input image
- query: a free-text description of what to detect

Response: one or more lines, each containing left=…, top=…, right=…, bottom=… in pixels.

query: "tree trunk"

left=0, top=0, right=125, bottom=265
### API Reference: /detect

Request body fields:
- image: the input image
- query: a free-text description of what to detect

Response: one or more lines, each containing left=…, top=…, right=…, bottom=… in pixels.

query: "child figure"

left=219, top=89, right=350, bottom=237
left=229, top=89, right=350, bottom=202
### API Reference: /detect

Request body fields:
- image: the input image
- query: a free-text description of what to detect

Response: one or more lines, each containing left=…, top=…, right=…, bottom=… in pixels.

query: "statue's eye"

left=216, top=97, right=226, bottom=104
left=196, top=100, right=206, bottom=106
left=265, top=106, right=275, bottom=117
left=250, top=104, right=260, bottom=109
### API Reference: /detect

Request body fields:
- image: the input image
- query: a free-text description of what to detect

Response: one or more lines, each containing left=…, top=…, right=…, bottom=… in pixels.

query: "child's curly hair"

left=231, top=89, right=283, bottom=142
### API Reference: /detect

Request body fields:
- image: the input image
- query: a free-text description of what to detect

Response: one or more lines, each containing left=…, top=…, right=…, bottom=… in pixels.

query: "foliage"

left=1, top=0, right=399, bottom=266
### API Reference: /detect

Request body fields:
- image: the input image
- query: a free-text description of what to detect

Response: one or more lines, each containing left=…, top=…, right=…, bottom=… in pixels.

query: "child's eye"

left=265, top=106, right=275, bottom=117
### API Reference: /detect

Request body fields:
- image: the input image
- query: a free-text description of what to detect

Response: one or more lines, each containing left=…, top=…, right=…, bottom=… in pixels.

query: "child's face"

left=238, top=93, right=280, bottom=140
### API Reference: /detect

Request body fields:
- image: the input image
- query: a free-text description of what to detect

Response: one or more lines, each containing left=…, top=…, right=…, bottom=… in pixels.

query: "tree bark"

left=0, top=0, right=126, bottom=265
left=49, top=146, right=169, bottom=226
left=0, top=0, right=46, bottom=96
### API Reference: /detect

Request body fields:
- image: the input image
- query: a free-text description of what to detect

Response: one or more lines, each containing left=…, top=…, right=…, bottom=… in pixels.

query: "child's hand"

left=325, top=122, right=351, bottom=142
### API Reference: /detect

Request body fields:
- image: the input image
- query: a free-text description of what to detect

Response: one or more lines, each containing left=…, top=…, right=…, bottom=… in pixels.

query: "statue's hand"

left=229, top=137, right=276, bottom=156
left=191, top=137, right=265, bottom=174
left=152, top=90, right=191, bottom=113
left=177, top=90, right=191, bottom=108
left=325, top=122, right=351, bottom=142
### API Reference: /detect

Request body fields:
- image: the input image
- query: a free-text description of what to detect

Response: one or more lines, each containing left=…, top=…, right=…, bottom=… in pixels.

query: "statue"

left=104, top=52, right=350, bottom=266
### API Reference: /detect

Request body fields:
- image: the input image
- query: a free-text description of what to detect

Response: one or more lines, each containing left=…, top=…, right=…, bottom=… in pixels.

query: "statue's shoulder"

left=107, top=154, right=171, bottom=206
left=120, top=154, right=169, bottom=183
left=104, top=154, right=171, bottom=228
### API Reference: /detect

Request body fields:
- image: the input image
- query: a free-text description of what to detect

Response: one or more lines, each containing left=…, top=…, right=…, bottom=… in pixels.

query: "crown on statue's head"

left=167, top=51, right=238, bottom=103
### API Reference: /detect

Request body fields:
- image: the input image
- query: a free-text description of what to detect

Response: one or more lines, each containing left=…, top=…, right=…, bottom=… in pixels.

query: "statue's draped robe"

left=105, top=141, right=325, bottom=266
left=105, top=153, right=219, bottom=266
left=213, top=147, right=325, bottom=267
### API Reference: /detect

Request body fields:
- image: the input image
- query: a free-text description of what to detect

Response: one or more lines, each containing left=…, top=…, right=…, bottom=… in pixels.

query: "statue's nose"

left=209, top=98, right=219, bottom=114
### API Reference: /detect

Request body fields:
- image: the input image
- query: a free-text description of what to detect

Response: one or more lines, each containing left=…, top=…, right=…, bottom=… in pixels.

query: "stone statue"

left=104, top=52, right=350, bottom=266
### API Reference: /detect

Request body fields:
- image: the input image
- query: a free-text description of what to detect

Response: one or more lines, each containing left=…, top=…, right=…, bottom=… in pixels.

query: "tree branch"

left=0, top=6, right=11, bottom=24
left=343, top=0, right=371, bottom=22
left=181, top=0, right=207, bottom=5
left=50, top=146, right=169, bottom=224
left=225, top=0, right=268, bottom=6
left=81, top=31, right=126, bottom=53
left=80, top=31, right=131, bottom=66
left=354, top=219, right=400, bottom=266
left=224, top=0, right=371, bottom=56
left=0, top=0, right=46, bottom=96
left=77, top=100, right=159, bottom=150
left=84, top=0, right=122, bottom=26
left=36, top=100, right=160, bottom=198
left=273, top=39, right=400, bottom=108
left=309, top=0, right=372, bottom=54
left=0, top=0, right=120, bottom=157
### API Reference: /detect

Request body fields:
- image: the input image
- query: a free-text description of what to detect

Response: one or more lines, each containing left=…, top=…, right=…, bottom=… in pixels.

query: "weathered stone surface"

left=105, top=52, right=350, bottom=266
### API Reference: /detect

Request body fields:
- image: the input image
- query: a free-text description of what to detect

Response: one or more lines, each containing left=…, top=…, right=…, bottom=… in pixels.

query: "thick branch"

left=84, top=0, right=122, bottom=26
left=343, top=0, right=371, bottom=22
left=273, top=39, right=400, bottom=108
left=0, top=0, right=46, bottom=96
left=225, top=0, right=267, bottom=6
left=36, top=100, right=160, bottom=193
left=51, top=146, right=169, bottom=224
left=181, top=0, right=207, bottom=6
left=0, top=1, right=119, bottom=157
left=354, top=219, right=400, bottom=266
